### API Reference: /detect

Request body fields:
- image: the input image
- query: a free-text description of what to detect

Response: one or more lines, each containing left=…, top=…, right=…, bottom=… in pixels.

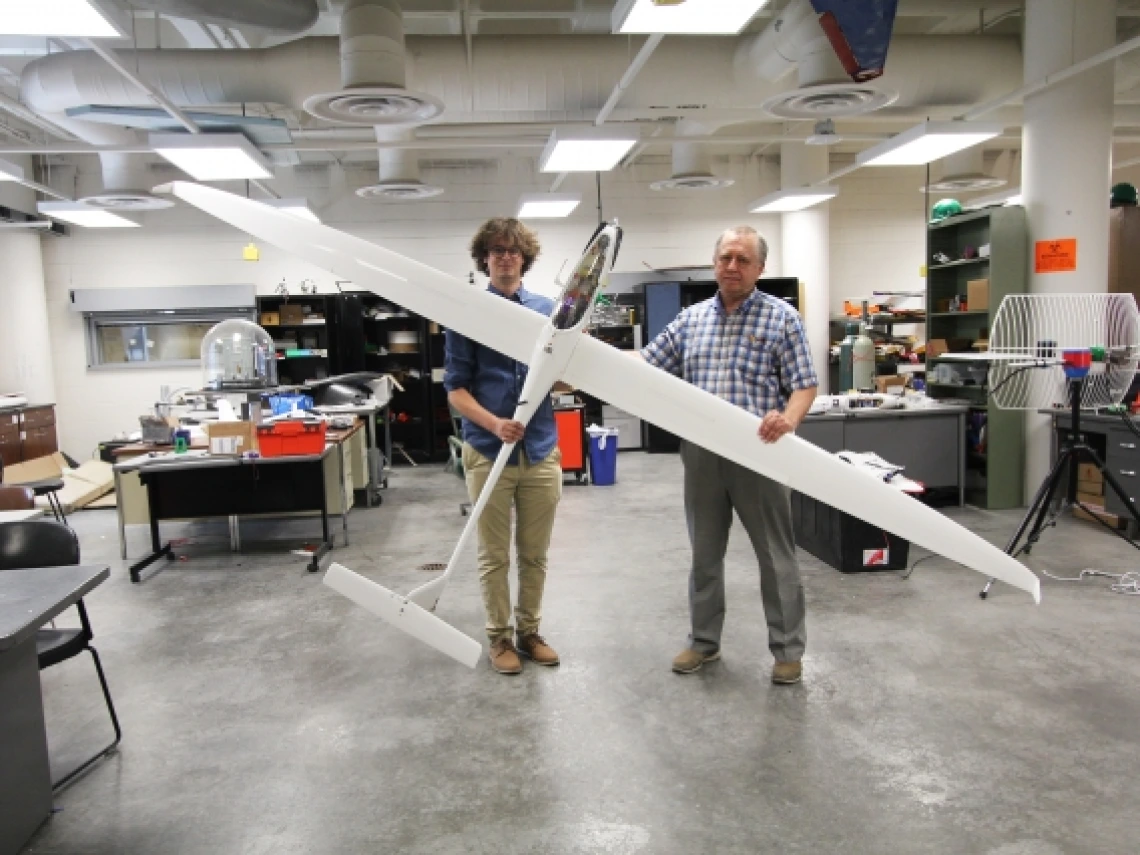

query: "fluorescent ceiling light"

left=613, top=0, right=772, bottom=34
left=266, top=198, right=321, bottom=223
left=38, top=201, right=139, bottom=228
left=150, top=133, right=273, bottom=181
left=856, top=122, right=1004, bottom=168
left=539, top=128, right=638, bottom=173
left=966, top=188, right=1022, bottom=210
left=0, top=0, right=126, bottom=38
left=518, top=193, right=582, bottom=219
left=749, top=186, right=839, bottom=213
left=0, top=157, right=25, bottom=182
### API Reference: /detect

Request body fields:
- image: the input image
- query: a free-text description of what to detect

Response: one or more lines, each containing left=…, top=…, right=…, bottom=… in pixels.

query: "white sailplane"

left=156, top=182, right=1040, bottom=669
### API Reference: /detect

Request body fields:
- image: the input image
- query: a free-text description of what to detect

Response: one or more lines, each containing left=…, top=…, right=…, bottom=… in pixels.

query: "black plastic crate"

left=792, top=491, right=910, bottom=573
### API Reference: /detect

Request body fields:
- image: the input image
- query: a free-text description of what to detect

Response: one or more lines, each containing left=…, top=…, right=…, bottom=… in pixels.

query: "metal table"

left=0, top=564, right=109, bottom=855
left=114, top=443, right=349, bottom=583
left=313, top=401, right=391, bottom=505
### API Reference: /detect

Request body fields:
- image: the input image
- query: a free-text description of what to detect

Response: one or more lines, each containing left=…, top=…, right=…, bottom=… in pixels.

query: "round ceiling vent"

left=303, top=87, right=444, bottom=126
left=922, top=174, right=1008, bottom=193
left=762, top=83, right=898, bottom=119
left=650, top=174, right=735, bottom=192
left=79, top=192, right=175, bottom=211
left=356, top=181, right=445, bottom=201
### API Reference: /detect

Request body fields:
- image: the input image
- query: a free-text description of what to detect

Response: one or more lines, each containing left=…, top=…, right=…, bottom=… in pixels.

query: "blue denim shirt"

left=443, top=285, right=558, bottom=465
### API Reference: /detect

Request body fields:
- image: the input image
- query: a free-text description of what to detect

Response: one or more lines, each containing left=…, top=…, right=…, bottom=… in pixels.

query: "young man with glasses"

left=639, top=226, right=818, bottom=685
left=443, top=218, right=563, bottom=675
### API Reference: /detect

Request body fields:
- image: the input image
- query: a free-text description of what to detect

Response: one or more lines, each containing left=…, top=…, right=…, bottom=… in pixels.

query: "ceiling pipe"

left=963, top=31, right=1140, bottom=120
left=127, top=0, right=319, bottom=35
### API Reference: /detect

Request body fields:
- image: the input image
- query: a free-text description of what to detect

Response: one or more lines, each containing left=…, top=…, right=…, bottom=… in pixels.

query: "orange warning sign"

left=1035, top=238, right=1077, bottom=273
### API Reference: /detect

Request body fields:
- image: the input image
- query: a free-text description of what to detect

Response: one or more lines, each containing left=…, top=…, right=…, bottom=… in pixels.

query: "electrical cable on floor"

left=900, top=552, right=939, bottom=581
left=1041, top=567, right=1140, bottom=595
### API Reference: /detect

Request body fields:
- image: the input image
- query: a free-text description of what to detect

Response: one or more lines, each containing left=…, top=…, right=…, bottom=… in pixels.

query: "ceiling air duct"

left=650, top=122, right=734, bottom=192
left=922, top=148, right=1008, bottom=194
left=304, top=0, right=443, bottom=126
left=128, top=0, right=319, bottom=35
left=737, top=0, right=897, bottom=120
left=356, top=127, right=443, bottom=200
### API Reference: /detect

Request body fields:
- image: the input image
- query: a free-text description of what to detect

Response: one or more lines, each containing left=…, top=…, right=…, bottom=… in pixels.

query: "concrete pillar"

left=1022, top=0, right=1115, bottom=494
left=0, top=156, right=57, bottom=407
left=780, top=142, right=830, bottom=392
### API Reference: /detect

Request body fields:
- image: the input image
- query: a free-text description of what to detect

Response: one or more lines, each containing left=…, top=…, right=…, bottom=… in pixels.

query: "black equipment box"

left=791, top=491, right=910, bottom=573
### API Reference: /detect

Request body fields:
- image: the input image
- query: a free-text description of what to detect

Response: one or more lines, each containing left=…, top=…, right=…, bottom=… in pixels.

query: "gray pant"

left=680, top=440, right=806, bottom=663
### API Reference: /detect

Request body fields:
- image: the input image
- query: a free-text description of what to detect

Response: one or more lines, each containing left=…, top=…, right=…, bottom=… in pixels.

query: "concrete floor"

left=21, top=452, right=1140, bottom=855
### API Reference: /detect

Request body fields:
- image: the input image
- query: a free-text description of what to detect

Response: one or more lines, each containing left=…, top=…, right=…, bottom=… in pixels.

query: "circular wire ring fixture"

left=303, top=87, right=444, bottom=126
left=761, top=83, right=898, bottom=119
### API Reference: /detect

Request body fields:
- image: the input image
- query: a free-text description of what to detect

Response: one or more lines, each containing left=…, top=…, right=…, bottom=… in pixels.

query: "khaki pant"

left=462, top=442, right=563, bottom=643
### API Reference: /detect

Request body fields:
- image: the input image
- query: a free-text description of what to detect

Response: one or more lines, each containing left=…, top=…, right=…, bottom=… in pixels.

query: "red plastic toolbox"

left=256, top=420, right=327, bottom=457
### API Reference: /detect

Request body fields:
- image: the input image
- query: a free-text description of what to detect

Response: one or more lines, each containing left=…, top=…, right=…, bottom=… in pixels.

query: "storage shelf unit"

left=257, top=293, right=364, bottom=385
left=361, top=297, right=448, bottom=463
left=926, top=205, right=1027, bottom=509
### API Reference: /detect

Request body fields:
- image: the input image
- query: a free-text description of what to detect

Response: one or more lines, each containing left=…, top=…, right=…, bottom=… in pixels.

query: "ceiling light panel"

left=150, top=133, right=274, bottom=181
left=539, top=129, right=638, bottom=173
left=856, top=122, right=1004, bottom=168
left=613, top=0, right=772, bottom=34
left=0, top=0, right=126, bottom=38
left=749, top=187, right=839, bottom=213
left=518, top=193, right=582, bottom=219
left=38, top=202, right=139, bottom=228
left=0, top=156, right=25, bottom=182
left=266, top=198, right=321, bottom=223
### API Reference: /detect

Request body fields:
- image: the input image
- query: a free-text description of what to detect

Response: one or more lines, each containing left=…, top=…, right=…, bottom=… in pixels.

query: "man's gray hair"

left=714, top=226, right=768, bottom=265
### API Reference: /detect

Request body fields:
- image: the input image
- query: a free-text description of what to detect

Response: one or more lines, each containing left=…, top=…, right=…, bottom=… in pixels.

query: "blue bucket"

left=587, top=426, right=620, bottom=486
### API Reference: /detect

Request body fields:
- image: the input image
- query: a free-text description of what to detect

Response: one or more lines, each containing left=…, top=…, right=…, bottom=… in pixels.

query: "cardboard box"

left=260, top=311, right=280, bottom=326
left=927, top=339, right=950, bottom=358
left=967, top=278, right=990, bottom=312
left=1077, top=463, right=1104, bottom=483
left=205, top=421, right=257, bottom=455
left=279, top=304, right=304, bottom=325
left=1077, top=478, right=1105, bottom=496
left=1077, top=491, right=1105, bottom=507
left=875, top=375, right=907, bottom=394
left=2, top=451, right=68, bottom=485
left=1073, top=503, right=1126, bottom=529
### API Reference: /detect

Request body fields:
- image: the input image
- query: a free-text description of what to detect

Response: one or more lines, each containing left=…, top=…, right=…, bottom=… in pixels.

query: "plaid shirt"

left=642, top=289, right=818, bottom=417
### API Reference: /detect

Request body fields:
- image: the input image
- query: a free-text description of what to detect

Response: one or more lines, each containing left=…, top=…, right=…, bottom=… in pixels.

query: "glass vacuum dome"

left=201, top=319, right=278, bottom=390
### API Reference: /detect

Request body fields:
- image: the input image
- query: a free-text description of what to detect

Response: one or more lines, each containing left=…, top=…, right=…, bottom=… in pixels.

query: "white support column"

left=780, top=142, right=830, bottom=392
left=1022, top=0, right=1116, bottom=494
left=0, top=156, right=57, bottom=408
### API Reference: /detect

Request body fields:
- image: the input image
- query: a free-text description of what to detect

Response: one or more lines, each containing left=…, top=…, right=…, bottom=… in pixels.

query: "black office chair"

left=0, top=458, right=67, bottom=524
left=0, top=520, right=121, bottom=789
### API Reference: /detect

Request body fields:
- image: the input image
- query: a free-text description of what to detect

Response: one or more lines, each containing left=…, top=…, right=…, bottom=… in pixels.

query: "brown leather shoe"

left=671, top=648, right=721, bottom=674
left=489, top=638, right=522, bottom=674
left=771, top=660, right=802, bottom=685
left=517, top=633, right=559, bottom=666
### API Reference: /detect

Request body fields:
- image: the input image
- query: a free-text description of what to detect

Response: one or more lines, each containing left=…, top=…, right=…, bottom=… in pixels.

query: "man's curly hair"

left=470, top=217, right=541, bottom=277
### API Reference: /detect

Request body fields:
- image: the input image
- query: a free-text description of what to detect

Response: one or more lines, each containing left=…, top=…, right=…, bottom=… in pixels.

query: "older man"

left=444, top=217, right=563, bottom=675
left=640, top=225, right=818, bottom=684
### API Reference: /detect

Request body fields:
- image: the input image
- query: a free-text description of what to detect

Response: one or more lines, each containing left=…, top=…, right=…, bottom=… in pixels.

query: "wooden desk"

left=0, top=564, right=109, bottom=855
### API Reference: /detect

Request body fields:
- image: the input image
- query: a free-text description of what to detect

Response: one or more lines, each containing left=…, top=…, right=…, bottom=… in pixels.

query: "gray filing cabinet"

left=798, top=406, right=967, bottom=505
left=1049, top=411, right=1140, bottom=525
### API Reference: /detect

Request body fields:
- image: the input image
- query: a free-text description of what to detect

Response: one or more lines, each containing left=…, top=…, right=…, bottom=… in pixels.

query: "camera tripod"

left=980, top=374, right=1140, bottom=598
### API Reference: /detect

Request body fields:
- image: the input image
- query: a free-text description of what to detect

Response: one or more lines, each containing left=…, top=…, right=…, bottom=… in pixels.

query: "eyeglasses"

left=489, top=246, right=523, bottom=258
